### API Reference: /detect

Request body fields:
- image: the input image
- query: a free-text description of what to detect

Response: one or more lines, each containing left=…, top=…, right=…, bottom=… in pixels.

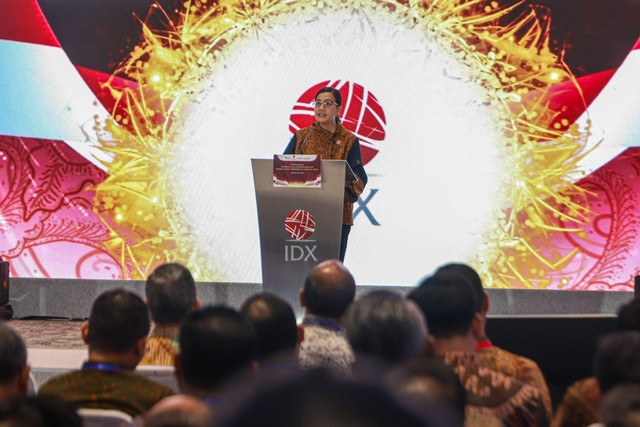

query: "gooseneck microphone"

left=299, top=122, right=316, bottom=154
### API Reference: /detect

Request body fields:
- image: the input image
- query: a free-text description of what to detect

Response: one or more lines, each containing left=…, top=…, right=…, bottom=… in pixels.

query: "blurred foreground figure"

left=144, top=395, right=212, bottom=427
left=0, top=395, right=81, bottom=427
left=553, top=299, right=640, bottom=427
left=175, top=306, right=256, bottom=401
left=0, top=324, right=30, bottom=399
left=218, top=369, right=454, bottom=427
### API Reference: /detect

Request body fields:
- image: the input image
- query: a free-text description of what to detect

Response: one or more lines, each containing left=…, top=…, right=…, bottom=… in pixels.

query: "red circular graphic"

left=289, top=81, right=386, bottom=165
left=285, top=210, right=316, bottom=240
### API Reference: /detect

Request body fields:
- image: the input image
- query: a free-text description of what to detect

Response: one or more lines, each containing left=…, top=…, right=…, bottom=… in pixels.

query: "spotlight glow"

left=172, top=9, right=504, bottom=283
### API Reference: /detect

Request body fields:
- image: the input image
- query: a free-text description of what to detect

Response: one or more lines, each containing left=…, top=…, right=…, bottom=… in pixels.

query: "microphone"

left=299, top=122, right=316, bottom=154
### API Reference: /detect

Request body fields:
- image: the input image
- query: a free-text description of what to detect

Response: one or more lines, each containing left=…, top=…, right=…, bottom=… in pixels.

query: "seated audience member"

left=141, top=263, right=200, bottom=365
left=218, top=369, right=455, bottom=427
left=175, top=306, right=256, bottom=401
left=240, top=292, right=298, bottom=366
left=385, top=358, right=469, bottom=427
left=345, top=291, right=428, bottom=367
left=436, top=263, right=552, bottom=417
left=298, top=259, right=356, bottom=374
left=599, top=384, right=640, bottom=427
left=0, top=395, right=81, bottom=427
left=144, top=395, right=213, bottom=427
left=553, top=299, right=640, bottom=427
left=408, top=272, right=549, bottom=426
left=0, top=324, right=30, bottom=399
left=38, top=289, right=174, bottom=417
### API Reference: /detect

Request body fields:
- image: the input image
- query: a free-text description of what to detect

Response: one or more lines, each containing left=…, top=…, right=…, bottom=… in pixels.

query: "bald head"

left=144, top=395, right=212, bottom=427
left=303, top=260, right=355, bottom=318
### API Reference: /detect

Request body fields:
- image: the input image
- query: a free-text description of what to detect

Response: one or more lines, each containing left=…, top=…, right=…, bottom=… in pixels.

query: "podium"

left=251, top=159, right=355, bottom=316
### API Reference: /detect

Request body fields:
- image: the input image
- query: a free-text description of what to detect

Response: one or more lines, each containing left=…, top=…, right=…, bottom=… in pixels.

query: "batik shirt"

left=443, top=351, right=550, bottom=427
left=476, top=339, right=553, bottom=418
left=140, top=324, right=180, bottom=366
left=298, top=315, right=354, bottom=375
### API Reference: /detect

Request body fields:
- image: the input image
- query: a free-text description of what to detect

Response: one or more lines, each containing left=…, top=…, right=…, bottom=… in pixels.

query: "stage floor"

left=10, top=319, right=84, bottom=349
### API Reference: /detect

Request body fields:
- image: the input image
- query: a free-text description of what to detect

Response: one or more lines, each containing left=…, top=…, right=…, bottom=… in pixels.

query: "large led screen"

left=1, top=0, right=639, bottom=289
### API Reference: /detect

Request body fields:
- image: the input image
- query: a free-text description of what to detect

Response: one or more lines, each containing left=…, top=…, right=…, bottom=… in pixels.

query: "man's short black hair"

left=179, top=306, right=256, bottom=391
left=600, top=384, right=640, bottom=427
left=435, top=263, right=483, bottom=313
left=304, top=261, right=355, bottom=318
left=387, top=358, right=466, bottom=418
left=87, top=289, right=150, bottom=354
left=0, top=325, right=27, bottom=384
left=145, top=263, right=197, bottom=324
left=595, top=331, right=640, bottom=393
left=407, top=272, right=476, bottom=338
left=240, top=293, right=297, bottom=362
left=345, top=291, right=427, bottom=364
left=617, top=298, right=640, bottom=332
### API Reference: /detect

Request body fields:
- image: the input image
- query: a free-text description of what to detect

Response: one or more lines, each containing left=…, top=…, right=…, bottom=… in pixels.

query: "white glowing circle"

left=172, top=9, right=504, bottom=284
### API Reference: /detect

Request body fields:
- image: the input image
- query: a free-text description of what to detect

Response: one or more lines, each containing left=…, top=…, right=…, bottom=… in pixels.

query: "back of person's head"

left=144, top=395, right=213, bottom=427
left=145, top=263, right=197, bottom=324
left=386, top=358, right=466, bottom=418
left=435, top=263, right=484, bottom=313
left=219, top=369, right=455, bottom=427
left=240, top=293, right=297, bottom=362
left=407, top=272, right=476, bottom=338
left=0, top=324, right=27, bottom=392
left=346, top=291, right=428, bottom=364
left=178, top=306, right=256, bottom=391
left=0, top=395, right=81, bottom=427
left=87, top=288, right=150, bottom=354
left=600, top=384, right=640, bottom=427
left=303, top=259, right=355, bottom=318
left=595, top=331, right=640, bottom=393
left=617, top=299, right=640, bottom=332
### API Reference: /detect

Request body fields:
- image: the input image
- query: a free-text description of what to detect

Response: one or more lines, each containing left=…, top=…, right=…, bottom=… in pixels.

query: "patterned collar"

left=302, top=315, right=344, bottom=332
left=149, top=324, right=180, bottom=339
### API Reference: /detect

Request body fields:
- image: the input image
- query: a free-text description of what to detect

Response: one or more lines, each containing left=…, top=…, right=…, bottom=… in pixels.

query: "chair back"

left=77, top=408, right=135, bottom=427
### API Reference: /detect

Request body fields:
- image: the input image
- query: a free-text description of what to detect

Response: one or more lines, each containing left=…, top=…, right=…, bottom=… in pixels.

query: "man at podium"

left=284, top=87, right=368, bottom=262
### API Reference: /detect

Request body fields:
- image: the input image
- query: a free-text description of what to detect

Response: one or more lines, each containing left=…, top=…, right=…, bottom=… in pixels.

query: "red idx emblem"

left=289, top=80, right=386, bottom=165
left=285, top=210, right=316, bottom=240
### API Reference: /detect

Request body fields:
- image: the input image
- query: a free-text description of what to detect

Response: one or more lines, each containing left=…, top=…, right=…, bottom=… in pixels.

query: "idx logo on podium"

left=284, top=210, right=317, bottom=262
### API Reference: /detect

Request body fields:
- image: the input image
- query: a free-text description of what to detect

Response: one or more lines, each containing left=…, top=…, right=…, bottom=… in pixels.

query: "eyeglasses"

left=313, top=100, right=337, bottom=108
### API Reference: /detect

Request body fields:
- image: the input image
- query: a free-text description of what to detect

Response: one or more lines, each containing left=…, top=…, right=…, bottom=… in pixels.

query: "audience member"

left=218, top=369, right=454, bottom=427
left=298, top=259, right=356, bottom=374
left=600, top=384, right=640, bottom=427
left=0, top=324, right=30, bottom=399
left=345, top=290, right=428, bottom=366
left=436, top=263, right=553, bottom=417
left=385, top=358, right=468, bottom=426
left=141, top=263, right=200, bottom=365
left=240, top=292, right=298, bottom=365
left=553, top=299, right=640, bottom=427
left=175, top=306, right=256, bottom=400
left=38, top=289, right=173, bottom=417
left=408, top=272, right=549, bottom=426
left=144, top=395, right=213, bottom=427
left=0, top=395, right=81, bottom=427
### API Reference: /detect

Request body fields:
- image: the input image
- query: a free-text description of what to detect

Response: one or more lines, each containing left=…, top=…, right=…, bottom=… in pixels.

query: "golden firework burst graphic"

left=93, top=0, right=594, bottom=287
